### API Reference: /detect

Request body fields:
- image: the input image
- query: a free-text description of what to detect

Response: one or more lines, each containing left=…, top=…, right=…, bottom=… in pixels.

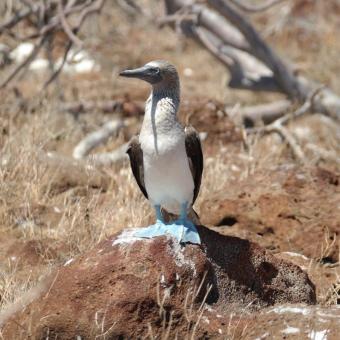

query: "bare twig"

left=265, top=122, right=305, bottom=161
left=0, top=36, right=46, bottom=88
left=275, top=85, right=326, bottom=125
left=244, top=89, right=327, bottom=162
left=74, top=0, right=105, bottom=29
left=57, top=0, right=83, bottom=48
left=42, top=40, right=73, bottom=90
left=0, top=3, right=38, bottom=33
left=1, top=0, right=106, bottom=88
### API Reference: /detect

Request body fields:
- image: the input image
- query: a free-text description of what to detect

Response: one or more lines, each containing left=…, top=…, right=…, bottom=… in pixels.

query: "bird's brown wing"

left=126, top=136, right=148, bottom=199
left=185, top=125, right=203, bottom=204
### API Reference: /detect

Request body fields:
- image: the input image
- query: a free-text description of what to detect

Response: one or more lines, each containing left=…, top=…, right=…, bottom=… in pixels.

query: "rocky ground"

left=0, top=1, right=340, bottom=339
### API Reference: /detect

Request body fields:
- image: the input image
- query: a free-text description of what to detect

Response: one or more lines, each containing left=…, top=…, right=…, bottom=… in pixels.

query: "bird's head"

left=119, top=60, right=179, bottom=88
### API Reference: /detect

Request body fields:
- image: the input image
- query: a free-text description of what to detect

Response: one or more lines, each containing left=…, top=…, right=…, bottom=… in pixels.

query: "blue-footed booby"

left=120, top=60, right=203, bottom=244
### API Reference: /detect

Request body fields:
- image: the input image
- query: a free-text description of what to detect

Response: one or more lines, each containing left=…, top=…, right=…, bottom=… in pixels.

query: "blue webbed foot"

left=167, top=218, right=201, bottom=244
left=134, top=219, right=201, bottom=244
left=134, top=219, right=170, bottom=238
left=133, top=203, right=201, bottom=245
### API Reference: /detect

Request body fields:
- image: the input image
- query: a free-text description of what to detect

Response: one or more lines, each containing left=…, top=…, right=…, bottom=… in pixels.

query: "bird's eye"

left=150, top=67, right=160, bottom=74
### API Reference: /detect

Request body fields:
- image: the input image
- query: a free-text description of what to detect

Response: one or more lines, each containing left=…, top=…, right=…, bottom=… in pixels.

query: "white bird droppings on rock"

left=167, top=241, right=197, bottom=277
left=112, top=229, right=145, bottom=246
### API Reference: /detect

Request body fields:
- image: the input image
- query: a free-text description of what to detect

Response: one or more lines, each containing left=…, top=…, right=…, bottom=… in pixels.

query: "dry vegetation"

left=0, top=0, right=339, bottom=329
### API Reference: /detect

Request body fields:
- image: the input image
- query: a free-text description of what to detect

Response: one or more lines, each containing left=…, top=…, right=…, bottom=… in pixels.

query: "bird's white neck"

left=140, top=86, right=182, bottom=153
left=141, top=85, right=180, bottom=132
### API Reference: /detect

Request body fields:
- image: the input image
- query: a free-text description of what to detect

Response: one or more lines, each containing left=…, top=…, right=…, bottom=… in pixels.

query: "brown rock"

left=277, top=251, right=339, bottom=305
left=1, top=226, right=315, bottom=339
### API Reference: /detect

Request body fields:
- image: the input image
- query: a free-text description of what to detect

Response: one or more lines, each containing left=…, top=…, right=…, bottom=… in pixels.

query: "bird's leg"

left=155, top=204, right=163, bottom=223
left=169, top=202, right=201, bottom=244
left=134, top=203, right=200, bottom=244
left=179, top=202, right=188, bottom=222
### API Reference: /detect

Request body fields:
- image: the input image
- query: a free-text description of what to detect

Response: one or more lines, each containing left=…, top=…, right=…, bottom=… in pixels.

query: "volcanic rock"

left=0, top=226, right=315, bottom=339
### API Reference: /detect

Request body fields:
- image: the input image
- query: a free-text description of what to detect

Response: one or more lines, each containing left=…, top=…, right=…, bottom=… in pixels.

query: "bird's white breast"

left=142, top=135, right=194, bottom=214
left=140, top=96, right=194, bottom=213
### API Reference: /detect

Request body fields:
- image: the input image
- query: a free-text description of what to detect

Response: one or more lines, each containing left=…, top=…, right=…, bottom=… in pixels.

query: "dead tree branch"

left=0, top=3, right=38, bottom=33
left=0, top=36, right=47, bottom=88
left=227, top=99, right=291, bottom=125
left=245, top=88, right=327, bottom=163
left=263, top=123, right=305, bottom=162
left=73, top=119, right=125, bottom=160
left=57, top=0, right=83, bottom=48
left=228, top=0, right=286, bottom=13
left=164, top=0, right=340, bottom=121
left=0, top=0, right=105, bottom=88
left=87, top=143, right=129, bottom=166
left=42, top=40, right=73, bottom=90
left=274, top=85, right=326, bottom=126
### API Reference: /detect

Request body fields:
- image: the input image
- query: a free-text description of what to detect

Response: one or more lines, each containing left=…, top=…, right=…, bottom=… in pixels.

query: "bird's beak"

left=119, top=65, right=162, bottom=84
left=119, top=65, right=151, bottom=79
